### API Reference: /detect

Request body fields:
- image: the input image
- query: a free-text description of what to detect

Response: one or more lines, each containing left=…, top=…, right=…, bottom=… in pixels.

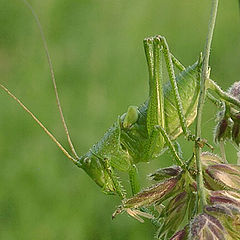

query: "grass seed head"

left=189, top=213, right=226, bottom=240
left=204, top=164, right=240, bottom=192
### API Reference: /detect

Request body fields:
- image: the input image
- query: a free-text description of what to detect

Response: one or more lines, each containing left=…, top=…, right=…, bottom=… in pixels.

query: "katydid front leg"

left=120, top=108, right=141, bottom=195
left=128, top=164, right=140, bottom=195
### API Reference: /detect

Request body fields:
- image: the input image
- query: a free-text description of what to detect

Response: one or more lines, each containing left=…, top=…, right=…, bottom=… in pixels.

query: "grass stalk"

left=195, top=0, right=219, bottom=212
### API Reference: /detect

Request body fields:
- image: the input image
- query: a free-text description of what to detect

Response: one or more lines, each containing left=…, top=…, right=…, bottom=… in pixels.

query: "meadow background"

left=0, top=0, right=240, bottom=239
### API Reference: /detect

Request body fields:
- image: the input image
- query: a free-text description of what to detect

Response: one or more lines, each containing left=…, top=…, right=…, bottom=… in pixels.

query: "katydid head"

left=77, top=153, right=116, bottom=195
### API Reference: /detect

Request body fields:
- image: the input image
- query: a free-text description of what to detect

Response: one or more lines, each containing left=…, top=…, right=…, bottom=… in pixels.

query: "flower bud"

left=123, top=177, right=180, bottom=209
left=205, top=203, right=240, bottom=239
left=232, top=117, right=240, bottom=146
left=209, top=190, right=240, bottom=207
left=157, top=191, right=190, bottom=239
left=189, top=213, right=227, bottom=239
left=214, top=116, right=232, bottom=143
left=112, top=176, right=181, bottom=221
left=201, top=152, right=224, bottom=167
left=148, top=165, right=182, bottom=181
left=170, top=228, right=187, bottom=240
left=204, top=164, right=240, bottom=192
left=228, top=81, right=240, bottom=101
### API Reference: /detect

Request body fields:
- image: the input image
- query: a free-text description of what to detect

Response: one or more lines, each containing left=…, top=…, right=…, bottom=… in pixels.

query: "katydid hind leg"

left=118, top=116, right=142, bottom=196
left=143, top=36, right=182, bottom=160
left=159, top=36, right=192, bottom=140
left=143, top=37, right=165, bottom=151
left=171, top=54, right=185, bottom=72
left=143, top=36, right=189, bottom=160
left=156, top=125, right=184, bottom=166
left=173, top=141, right=183, bottom=160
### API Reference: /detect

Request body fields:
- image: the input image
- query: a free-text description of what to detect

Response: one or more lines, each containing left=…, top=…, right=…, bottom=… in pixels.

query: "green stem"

left=195, top=0, right=219, bottom=212
left=207, top=78, right=240, bottom=109
left=206, top=91, right=223, bottom=108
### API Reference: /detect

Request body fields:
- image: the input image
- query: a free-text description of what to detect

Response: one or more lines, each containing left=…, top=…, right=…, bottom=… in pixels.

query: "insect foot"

left=194, top=137, right=214, bottom=151
left=184, top=133, right=214, bottom=152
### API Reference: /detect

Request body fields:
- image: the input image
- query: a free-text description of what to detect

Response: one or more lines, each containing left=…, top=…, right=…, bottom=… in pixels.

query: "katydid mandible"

left=0, top=1, right=203, bottom=198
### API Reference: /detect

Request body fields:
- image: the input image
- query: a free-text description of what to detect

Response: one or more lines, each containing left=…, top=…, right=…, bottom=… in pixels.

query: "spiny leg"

left=144, top=37, right=186, bottom=128
left=144, top=36, right=190, bottom=141
left=143, top=36, right=188, bottom=159
left=171, top=53, right=185, bottom=72
left=99, top=156, right=126, bottom=199
left=172, top=53, right=213, bottom=151
left=143, top=124, right=185, bottom=167
left=128, top=164, right=140, bottom=195
left=117, top=116, right=141, bottom=196
left=156, top=125, right=184, bottom=166
left=144, top=37, right=165, bottom=154
left=173, top=140, right=183, bottom=159
left=158, top=35, right=192, bottom=139
left=144, top=37, right=179, bottom=159
left=143, top=35, right=198, bottom=161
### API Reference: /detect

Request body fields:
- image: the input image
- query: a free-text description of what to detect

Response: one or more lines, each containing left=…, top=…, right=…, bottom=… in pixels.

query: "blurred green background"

left=0, top=0, right=239, bottom=239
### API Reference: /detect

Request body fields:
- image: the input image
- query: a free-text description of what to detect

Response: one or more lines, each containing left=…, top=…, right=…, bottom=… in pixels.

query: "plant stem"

left=206, top=91, right=223, bottom=108
left=195, top=0, right=219, bottom=212
left=207, top=78, right=240, bottom=109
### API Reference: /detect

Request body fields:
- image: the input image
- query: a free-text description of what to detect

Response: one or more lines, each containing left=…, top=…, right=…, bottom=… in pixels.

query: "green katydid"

left=0, top=31, right=202, bottom=198
left=1, top=0, right=240, bottom=199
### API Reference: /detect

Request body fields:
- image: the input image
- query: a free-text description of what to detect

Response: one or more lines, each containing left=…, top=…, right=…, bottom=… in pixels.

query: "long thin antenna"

left=0, top=84, right=77, bottom=164
left=22, top=0, right=79, bottom=159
